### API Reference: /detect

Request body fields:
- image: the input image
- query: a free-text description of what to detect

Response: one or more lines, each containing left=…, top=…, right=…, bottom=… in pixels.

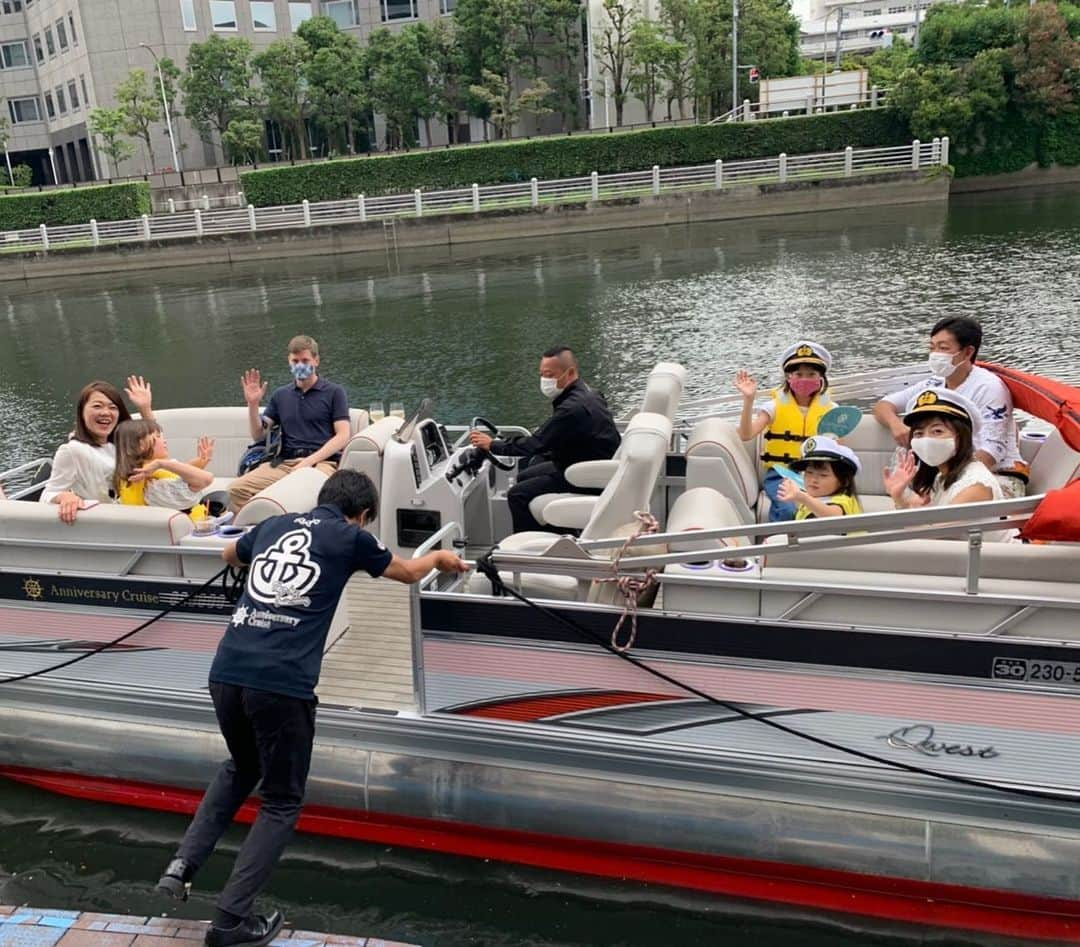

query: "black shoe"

left=155, top=857, right=194, bottom=901
left=204, top=911, right=284, bottom=947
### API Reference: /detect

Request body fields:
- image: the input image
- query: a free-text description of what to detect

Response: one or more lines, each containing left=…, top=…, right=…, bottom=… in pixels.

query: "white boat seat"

left=531, top=363, right=686, bottom=527
left=478, top=413, right=673, bottom=601
left=685, top=418, right=758, bottom=523
left=339, top=416, right=403, bottom=532
left=235, top=466, right=329, bottom=527
left=155, top=406, right=370, bottom=480
left=1027, top=429, right=1080, bottom=493
left=0, top=500, right=192, bottom=576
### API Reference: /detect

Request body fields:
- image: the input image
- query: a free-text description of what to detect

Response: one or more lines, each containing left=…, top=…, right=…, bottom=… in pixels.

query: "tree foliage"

left=254, top=38, right=311, bottom=159
left=88, top=107, right=136, bottom=174
left=181, top=35, right=257, bottom=152
left=115, top=69, right=163, bottom=170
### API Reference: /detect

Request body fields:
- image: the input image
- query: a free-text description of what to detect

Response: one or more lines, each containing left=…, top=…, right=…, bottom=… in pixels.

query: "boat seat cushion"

left=0, top=500, right=191, bottom=576
left=1027, top=429, right=1080, bottom=494
left=235, top=467, right=329, bottom=526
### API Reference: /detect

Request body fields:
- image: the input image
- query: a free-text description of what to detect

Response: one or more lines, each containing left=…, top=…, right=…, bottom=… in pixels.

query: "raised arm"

left=242, top=369, right=269, bottom=443
left=125, top=376, right=156, bottom=423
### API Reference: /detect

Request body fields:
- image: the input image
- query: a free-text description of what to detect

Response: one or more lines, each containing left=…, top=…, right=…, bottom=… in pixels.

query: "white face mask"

left=928, top=352, right=960, bottom=378
left=910, top=435, right=956, bottom=467
left=540, top=376, right=560, bottom=400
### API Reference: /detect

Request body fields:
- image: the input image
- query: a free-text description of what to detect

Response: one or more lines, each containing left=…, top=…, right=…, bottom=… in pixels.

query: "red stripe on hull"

left=455, top=690, right=677, bottom=721
left=2, top=765, right=1079, bottom=942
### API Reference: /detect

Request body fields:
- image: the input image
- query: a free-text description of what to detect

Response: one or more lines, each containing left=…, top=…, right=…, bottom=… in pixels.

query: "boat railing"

left=476, top=496, right=1067, bottom=612
left=0, top=456, right=53, bottom=500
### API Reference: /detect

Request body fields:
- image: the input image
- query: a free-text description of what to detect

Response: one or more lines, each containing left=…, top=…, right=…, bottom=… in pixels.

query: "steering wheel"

left=468, top=416, right=516, bottom=471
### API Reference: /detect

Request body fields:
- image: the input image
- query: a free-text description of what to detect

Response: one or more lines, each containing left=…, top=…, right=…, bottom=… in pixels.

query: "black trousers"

left=507, top=460, right=599, bottom=533
left=177, top=682, right=316, bottom=920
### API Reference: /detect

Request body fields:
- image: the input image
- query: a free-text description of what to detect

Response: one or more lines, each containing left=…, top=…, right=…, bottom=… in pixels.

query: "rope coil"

left=598, top=511, right=660, bottom=653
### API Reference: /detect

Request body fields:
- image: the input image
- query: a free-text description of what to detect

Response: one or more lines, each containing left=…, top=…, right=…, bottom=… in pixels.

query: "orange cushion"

left=1018, top=479, right=1080, bottom=542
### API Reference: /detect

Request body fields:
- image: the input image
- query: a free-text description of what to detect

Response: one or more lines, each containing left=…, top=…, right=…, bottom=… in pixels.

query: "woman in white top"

left=883, top=387, right=1009, bottom=541
left=39, top=377, right=154, bottom=523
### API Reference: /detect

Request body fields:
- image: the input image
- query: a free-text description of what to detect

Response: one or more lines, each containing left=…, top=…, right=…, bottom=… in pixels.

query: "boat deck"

left=318, top=576, right=415, bottom=712
left=0, top=906, right=417, bottom=947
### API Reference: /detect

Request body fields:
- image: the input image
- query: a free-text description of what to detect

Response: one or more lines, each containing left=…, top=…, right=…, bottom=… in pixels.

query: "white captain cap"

left=790, top=435, right=861, bottom=475
left=780, top=340, right=832, bottom=373
left=902, top=386, right=982, bottom=434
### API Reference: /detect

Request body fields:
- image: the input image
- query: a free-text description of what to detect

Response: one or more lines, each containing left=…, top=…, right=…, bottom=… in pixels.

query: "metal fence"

left=0, top=139, right=948, bottom=256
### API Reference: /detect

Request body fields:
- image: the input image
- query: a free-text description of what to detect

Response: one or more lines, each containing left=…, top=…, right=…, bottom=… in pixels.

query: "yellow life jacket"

left=795, top=492, right=862, bottom=520
left=761, top=388, right=835, bottom=467
left=117, top=470, right=208, bottom=521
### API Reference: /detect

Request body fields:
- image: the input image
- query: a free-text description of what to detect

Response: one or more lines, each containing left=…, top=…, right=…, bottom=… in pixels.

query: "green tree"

left=368, top=28, right=422, bottom=148
left=543, top=0, right=586, bottom=131
left=182, top=35, right=257, bottom=158
left=468, top=69, right=553, bottom=138
left=88, top=107, right=136, bottom=175
left=222, top=118, right=264, bottom=164
left=454, top=0, right=522, bottom=127
left=838, top=38, right=916, bottom=88
left=658, top=0, right=694, bottom=118
left=115, top=68, right=163, bottom=170
left=596, top=0, right=637, bottom=125
left=628, top=19, right=681, bottom=121
left=300, top=18, right=370, bottom=154
left=429, top=18, right=468, bottom=142
left=1012, top=2, right=1080, bottom=124
left=254, top=38, right=312, bottom=159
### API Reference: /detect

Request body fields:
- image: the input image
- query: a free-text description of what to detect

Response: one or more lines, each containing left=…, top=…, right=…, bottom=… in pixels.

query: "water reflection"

left=0, top=187, right=1077, bottom=475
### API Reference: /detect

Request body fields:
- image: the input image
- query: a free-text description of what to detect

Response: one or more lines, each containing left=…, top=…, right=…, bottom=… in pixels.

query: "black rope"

left=476, top=552, right=1078, bottom=805
left=0, top=566, right=231, bottom=685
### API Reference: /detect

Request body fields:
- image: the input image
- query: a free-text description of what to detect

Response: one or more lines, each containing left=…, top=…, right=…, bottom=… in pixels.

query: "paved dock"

left=0, top=907, right=416, bottom=947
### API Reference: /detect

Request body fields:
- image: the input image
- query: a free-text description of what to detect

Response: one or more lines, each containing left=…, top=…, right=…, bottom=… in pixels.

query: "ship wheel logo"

left=22, top=577, right=44, bottom=601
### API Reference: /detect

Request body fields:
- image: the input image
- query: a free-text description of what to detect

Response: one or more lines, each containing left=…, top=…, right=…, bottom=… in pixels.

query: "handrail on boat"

left=487, top=496, right=1046, bottom=596
left=413, top=521, right=467, bottom=592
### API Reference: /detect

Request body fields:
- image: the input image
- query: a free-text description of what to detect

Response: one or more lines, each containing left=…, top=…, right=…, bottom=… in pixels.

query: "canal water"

left=1, top=185, right=1079, bottom=945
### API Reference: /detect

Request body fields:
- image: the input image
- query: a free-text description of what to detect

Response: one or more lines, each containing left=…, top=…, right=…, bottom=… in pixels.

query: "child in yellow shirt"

left=778, top=436, right=863, bottom=520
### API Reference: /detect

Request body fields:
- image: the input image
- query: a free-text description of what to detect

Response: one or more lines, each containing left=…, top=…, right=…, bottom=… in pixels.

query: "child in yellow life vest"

left=113, top=420, right=215, bottom=520
left=778, top=436, right=863, bottom=520
left=735, top=340, right=835, bottom=521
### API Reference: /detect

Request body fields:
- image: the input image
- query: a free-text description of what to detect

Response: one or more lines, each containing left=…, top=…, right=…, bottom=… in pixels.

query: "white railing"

left=0, top=140, right=947, bottom=256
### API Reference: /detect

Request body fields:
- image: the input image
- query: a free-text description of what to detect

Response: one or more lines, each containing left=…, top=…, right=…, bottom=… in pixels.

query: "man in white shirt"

left=873, top=317, right=1028, bottom=497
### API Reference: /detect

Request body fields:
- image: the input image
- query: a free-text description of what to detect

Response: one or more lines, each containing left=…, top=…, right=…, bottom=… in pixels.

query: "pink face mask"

left=788, top=376, right=822, bottom=398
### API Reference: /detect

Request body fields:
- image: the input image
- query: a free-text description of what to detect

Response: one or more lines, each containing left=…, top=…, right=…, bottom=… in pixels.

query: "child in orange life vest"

left=778, top=436, right=863, bottom=520
left=113, top=419, right=215, bottom=519
left=735, top=340, right=836, bottom=521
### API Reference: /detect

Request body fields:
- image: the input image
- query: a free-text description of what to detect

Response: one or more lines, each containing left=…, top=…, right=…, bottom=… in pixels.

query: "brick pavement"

left=0, top=908, right=416, bottom=947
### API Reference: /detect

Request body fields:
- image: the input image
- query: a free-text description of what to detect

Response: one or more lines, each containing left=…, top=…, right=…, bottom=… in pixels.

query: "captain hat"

left=790, top=435, right=861, bottom=475
left=902, top=386, right=981, bottom=431
left=781, top=340, right=832, bottom=373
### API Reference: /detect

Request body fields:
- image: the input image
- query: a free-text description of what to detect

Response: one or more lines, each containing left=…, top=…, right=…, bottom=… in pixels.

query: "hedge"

left=0, top=182, right=151, bottom=230
left=241, top=109, right=912, bottom=207
left=952, top=112, right=1080, bottom=178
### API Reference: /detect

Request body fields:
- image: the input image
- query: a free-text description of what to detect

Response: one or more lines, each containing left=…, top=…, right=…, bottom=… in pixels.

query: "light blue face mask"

left=290, top=362, right=315, bottom=382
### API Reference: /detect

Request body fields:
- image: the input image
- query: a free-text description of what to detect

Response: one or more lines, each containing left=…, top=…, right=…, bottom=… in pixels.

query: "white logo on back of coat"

left=247, top=529, right=322, bottom=608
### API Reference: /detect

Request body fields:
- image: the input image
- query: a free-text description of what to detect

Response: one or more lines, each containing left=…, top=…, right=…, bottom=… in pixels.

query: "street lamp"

left=732, top=0, right=739, bottom=117
left=139, top=42, right=181, bottom=172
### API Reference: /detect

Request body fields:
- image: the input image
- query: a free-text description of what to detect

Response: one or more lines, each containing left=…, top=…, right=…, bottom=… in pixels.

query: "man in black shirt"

left=156, top=470, right=467, bottom=947
left=469, top=346, right=621, bottom=533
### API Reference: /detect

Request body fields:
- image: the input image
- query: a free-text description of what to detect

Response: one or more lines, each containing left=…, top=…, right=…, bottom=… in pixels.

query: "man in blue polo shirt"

left=157, top=469, right=468, bottom=947
left=228, top=335, right=352, bottom=512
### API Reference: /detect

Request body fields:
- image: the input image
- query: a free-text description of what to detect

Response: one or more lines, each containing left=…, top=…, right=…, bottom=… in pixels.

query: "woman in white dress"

left=883, top=387, right=1009, bottom=540
left=39, top=377, right=154, bottom=523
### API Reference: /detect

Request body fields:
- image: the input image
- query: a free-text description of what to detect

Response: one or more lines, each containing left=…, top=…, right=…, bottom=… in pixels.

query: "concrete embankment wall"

left=1, top=170, right=949, bottom=284
left=951, top=164, right=1080, bottom=194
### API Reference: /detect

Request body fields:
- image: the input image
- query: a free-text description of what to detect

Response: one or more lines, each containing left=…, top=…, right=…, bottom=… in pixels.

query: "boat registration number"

left=993, top=657, right=1080, bottom=685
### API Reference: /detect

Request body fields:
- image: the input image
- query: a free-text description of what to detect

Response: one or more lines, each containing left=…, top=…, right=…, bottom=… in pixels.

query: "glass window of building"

left=180, top=0, right=196, bottom=30
left=56, top=19, right=68, bottom=50
left=381, top=0, right=417, bottom=20
left=32, top=34, right=43, bottom=63
left=288, top=2, right=312, bottom=30
left=68, top=12, right=77, bottom=45
left=55, top=86, right=67, bottom=113
left=440, top=0, right=455, bottom=13
left=0, top=1, right=25, bottom=12
left=44, top=91, right=55, bottom=118
left=68, top=79, right=79, bottom=109
left=251, top=1, right=276, bottom=30
left=324, top=0, right=357, bottom=27
left=80, top=74, right=89, bottom=104
left=44, top=26, right=55, bottom=56
left=8, top=97, right=41, bottom=123
left=0, top=39, right=30, bottom=68
left=210, top=0, right=238, bottom=30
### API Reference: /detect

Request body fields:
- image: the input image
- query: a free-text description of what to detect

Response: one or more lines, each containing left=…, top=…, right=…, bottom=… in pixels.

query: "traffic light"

left=748, top=66, right=760, bottom=84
